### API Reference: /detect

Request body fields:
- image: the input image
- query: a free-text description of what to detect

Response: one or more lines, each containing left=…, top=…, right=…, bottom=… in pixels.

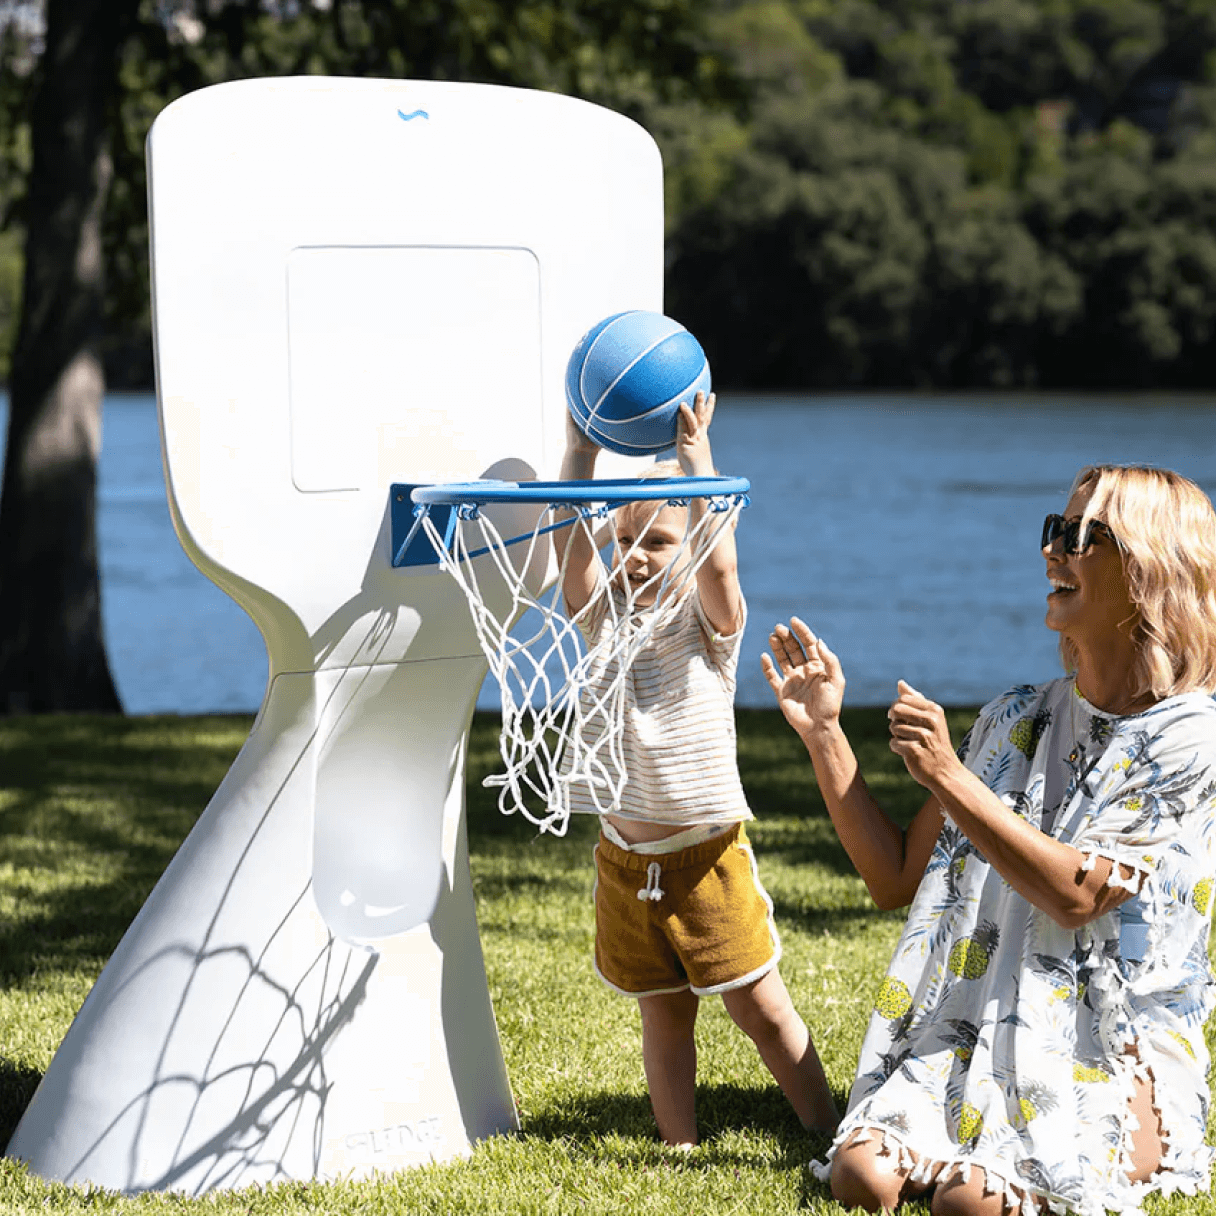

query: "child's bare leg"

left=720, top=968, right=838, bottom=1131
left=638, top=988, right=700, bottom=1146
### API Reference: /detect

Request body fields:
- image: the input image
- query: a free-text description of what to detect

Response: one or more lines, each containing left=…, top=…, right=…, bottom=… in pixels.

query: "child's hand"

left=675, top=390, right=716, bottom=477
left=761, top=618, right=846, bottom=739
left=565, top=410, right=600, bottom=459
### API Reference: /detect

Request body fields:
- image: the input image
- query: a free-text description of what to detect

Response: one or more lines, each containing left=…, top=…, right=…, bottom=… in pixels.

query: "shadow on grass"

left=0, top=709, right=957, bottom=1201
left=768, top=899, right=907, bottom=939
left=0, top=714, right=253, bottom=987
left=0, top=709, right=936, bottom=988
left=469, top=867, right=592, bottom=903
left=522, top=1080, right=843, bottom=1169
left=0, top=1058, right=44, bottom=1148
left=466, top=707, right=980, bottom=884
left=0, top=718, right=946, bottom=1033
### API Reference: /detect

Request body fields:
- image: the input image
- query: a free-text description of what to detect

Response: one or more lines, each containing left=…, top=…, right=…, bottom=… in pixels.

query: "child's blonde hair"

left=619, top=460, right=735, bottom=532
left=640, top=459, right=684, bottom=481
left=615, top=461, right=687, bottom=535
left=1064, top=464, right=1216, bottom=697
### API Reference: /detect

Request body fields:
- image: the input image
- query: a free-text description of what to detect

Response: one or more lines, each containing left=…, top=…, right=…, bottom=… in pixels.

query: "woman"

left=763, top=465, right=1216, bottom=1215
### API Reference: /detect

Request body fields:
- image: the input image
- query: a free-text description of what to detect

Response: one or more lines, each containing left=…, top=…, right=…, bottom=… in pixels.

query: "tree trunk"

left=0, top=0, right=135, bottom=713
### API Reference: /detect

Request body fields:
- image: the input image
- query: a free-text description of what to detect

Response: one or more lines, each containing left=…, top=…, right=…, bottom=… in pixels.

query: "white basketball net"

left=415, top=487, right=748, bottom=835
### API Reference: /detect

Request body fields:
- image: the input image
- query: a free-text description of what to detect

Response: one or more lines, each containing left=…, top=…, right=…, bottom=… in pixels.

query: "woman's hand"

left=888, top=680, right=961, bottom=789
left=888, top=680, right=1143, bottom=928
left=764, top=621, right=942, bottom=907
left=761, top=617, right=845, bottom=739
left=675, top=390, right=716, bottom=478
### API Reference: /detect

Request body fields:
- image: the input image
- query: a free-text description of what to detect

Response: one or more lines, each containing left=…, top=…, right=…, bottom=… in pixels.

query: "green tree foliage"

left=667, top=76, right=1084, bottom=386
left=1, top=0, right=1215, bottom=389
left=0, top=0, right=738, bottom=387
left=668, top=0, right=1216, bottom=387
left=1026, top=113, right=1216, bottom=385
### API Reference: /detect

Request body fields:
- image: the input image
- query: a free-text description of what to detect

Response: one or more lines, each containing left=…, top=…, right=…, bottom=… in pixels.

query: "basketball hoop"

left=391, top=476, right=750, bottom=834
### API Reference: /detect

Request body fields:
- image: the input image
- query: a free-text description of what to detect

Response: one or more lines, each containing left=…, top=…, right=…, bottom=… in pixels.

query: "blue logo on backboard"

left=398, top=109, right=429, bottom=122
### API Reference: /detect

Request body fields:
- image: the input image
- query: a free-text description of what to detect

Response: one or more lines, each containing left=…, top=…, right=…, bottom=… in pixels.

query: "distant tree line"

left=0, top=0, right=729, bottom=713
left=0, top=0, right=1211, bottom=714
left=0, top=0, right=1214, bottom=393
left=664, top=0, right=1216, bottom=388
left=0, top=0, right=732, bottom=390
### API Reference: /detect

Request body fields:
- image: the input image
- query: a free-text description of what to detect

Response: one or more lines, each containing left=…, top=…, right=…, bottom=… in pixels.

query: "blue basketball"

left=565, top=311, right=711, bottom=455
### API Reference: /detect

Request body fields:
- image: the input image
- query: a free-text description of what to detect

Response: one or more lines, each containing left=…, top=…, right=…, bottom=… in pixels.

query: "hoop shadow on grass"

left=80, top=913, right=376, bottom=1192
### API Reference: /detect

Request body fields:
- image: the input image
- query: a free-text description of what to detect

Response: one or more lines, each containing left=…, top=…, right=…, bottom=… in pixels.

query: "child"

left=554, top=390, right=838, bottom=1147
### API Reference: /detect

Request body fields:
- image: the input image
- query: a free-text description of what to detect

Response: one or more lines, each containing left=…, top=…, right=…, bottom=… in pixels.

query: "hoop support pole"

left=391, top=484, right=458, bottom=567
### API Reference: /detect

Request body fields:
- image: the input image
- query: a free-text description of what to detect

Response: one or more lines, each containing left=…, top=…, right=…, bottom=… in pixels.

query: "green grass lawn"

left=0, top=707, right=1212, bottom=1214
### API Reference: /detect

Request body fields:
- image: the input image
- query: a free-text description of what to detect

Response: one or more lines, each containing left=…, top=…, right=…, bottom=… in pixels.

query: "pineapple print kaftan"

left=817, top=678, right=1216, bottom=1215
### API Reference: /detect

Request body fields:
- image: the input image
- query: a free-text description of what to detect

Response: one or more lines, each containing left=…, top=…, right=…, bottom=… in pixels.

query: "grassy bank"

left=0, top=708, right=1211, bottom=1214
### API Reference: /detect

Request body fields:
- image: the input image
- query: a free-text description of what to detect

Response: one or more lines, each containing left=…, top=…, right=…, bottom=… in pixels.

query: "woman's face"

left=1043, top=486, right=1138, bottom=646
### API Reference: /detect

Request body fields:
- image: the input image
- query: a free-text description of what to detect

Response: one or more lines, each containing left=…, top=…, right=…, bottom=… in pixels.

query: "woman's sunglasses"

left=1041, top=513, right=1117, bottom=554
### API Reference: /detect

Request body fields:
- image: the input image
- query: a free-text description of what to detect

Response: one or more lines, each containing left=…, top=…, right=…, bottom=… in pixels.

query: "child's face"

left=613, top=501, right=692, bottom=607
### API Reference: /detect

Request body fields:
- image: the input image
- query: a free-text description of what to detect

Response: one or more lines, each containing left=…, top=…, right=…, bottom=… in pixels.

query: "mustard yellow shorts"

left=593, top=822, right=781, bottom=998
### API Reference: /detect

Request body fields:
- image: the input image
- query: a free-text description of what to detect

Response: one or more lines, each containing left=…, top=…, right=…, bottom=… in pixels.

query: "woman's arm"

left=763, top=618, right=943, bottom=908
left=889, top=682, right=1137, bottom=928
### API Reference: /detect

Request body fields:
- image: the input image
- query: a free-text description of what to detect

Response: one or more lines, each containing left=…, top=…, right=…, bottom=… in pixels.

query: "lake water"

left=3, top=391, right=1215, bottom=714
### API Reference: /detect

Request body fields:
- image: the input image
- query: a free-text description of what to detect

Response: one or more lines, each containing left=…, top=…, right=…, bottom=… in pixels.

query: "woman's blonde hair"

left=1065, top=464, right=1216, bottom=697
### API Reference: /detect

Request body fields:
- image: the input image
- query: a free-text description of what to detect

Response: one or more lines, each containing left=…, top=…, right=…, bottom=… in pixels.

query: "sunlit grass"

left=0, top=708, right=1211, bottom=1214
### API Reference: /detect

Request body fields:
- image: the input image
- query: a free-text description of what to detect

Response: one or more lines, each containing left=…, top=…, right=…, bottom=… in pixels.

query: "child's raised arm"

left=677, top=391, right=743, bottom=636
left=554, top=413, right=602, bottom=615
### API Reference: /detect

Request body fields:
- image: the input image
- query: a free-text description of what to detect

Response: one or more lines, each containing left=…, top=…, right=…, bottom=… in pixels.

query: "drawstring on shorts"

left=637, top=861, right=665, bottom=902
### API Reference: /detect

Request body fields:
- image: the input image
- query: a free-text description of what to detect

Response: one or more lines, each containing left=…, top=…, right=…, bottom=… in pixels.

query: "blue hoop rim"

left=410, top=475, right=750, bottom=506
